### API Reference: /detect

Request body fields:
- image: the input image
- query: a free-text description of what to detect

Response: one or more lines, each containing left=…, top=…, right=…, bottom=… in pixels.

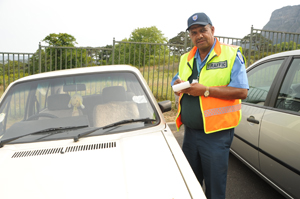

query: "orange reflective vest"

left=175, top=38, right=243, bottom=134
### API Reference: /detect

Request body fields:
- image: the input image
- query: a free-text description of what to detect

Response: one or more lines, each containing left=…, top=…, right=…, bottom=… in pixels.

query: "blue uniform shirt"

left=171, top=39, right=249, bottom=89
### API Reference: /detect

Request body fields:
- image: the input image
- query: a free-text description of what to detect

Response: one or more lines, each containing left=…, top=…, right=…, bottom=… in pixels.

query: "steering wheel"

left=26, top=113, right=58, bottom=121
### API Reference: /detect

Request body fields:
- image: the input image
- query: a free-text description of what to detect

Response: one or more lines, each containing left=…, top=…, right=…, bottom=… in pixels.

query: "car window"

left=275, top=58, right=300, bottom=112
left=0, top=84, right=30, bottom=133
left=36, top=82, right=51, bottom=111
left=0, top=71, right=159, bottom=143
left=243, top=60, right=283, bottom=105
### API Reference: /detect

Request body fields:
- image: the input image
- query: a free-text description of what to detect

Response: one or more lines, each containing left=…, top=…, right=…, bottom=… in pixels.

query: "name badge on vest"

left=207, top=61, right=227, bottom=70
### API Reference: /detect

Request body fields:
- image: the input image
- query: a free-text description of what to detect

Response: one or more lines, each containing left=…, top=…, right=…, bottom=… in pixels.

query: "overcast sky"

left=0, top=0, right=299, bottom=53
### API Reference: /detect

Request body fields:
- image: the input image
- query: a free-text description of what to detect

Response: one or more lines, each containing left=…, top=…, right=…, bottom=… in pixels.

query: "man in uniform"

left=173, top=12, right=249, bottom=199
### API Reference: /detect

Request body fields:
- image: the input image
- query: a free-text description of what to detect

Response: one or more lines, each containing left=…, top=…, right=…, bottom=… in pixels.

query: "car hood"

left=0, top=130, right=192, bottom=199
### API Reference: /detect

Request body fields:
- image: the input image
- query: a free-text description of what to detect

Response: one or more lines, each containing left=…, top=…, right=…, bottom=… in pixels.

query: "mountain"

left=263, top=5, right=300, bottom=33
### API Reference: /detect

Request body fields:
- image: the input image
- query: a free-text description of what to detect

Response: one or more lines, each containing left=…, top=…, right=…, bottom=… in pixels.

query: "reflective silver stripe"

left=204, top=104, right=241, bottom=117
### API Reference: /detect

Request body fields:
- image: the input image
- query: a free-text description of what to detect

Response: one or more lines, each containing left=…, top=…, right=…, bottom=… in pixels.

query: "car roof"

left=13, top=65, right=139, bottom=83
left=248, top=49, right=300, bottom=69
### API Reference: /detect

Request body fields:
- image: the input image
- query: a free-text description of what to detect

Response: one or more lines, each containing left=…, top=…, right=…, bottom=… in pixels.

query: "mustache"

left=196, top=39, right=205, bottom=43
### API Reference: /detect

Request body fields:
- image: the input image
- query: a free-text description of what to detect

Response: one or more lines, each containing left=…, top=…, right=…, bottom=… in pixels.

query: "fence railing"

left=0, top=52, right=35, bottom=91
left=1, top=27, right=300, bottom=102
left=247, top=26, right=300, bottom=65
left=38, top=44, right=113, bottom=73
left=111, top=40, right=184, bottom=102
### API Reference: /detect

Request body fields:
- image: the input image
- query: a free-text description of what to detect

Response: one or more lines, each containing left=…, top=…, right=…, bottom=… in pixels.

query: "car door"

left=259, top=56, right=300, bottom=198
left=231, top=58, right=286, bottom=170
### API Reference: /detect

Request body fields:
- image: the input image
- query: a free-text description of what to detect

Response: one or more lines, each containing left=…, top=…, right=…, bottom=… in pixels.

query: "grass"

left=139, top=64, right=179, bottom=122
left=162, top=107, right=177, bottom=123
left=138, top=64, right=178, bottom=101
left=0, top=85, right=4, bottom=97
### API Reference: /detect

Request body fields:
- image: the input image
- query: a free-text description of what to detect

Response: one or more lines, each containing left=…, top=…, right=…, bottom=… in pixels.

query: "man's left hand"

left=181, top=83, right=248, bottom=99
left=181, top=83, right=205, bottom=96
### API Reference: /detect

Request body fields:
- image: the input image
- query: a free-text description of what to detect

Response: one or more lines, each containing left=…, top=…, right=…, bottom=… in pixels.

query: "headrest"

left=102, top=86, right=126, bottom=103
left=47, top=94, right=71, bottom=110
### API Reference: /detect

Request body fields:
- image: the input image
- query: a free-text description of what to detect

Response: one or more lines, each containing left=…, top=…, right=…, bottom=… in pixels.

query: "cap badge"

left=192, top=15, right=198, bottom=21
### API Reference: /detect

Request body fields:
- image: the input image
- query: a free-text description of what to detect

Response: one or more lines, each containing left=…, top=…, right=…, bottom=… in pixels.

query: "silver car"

left=0, top=65, right=205, bottom=199
left=231, top=50, right=300, bottom=199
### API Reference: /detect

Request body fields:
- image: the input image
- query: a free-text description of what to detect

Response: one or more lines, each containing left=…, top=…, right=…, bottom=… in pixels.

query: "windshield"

left=0, top=71, right=159, bottom=144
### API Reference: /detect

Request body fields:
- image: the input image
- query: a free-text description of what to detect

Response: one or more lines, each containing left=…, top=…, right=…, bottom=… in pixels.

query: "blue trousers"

left=182, top=126, right=234, bottom=199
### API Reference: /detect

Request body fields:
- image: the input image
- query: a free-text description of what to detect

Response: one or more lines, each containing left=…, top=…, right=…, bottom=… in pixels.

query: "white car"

left=0, top=65, right=205, bottom=199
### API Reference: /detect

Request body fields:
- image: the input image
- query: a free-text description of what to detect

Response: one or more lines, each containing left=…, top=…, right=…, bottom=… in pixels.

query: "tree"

left=129, top=26, right=167, bottom=43
left=241, top=32, right=273, bottom=52
left=96, top=44, right=113, bottom=65
left=111, top=26, right=169, bottom=67
left=27, top=33, right=94, bottom=73
left=274, top=41, right=299, bottom=51
left=42, top=33, right=78, bottom=47
left=168, top=31, right=192, bottom=55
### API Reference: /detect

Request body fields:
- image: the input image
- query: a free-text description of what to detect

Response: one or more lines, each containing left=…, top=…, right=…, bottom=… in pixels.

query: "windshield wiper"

left=0, top=125, right=88, bottom=148
left=73, top=118, right=156, bottom=142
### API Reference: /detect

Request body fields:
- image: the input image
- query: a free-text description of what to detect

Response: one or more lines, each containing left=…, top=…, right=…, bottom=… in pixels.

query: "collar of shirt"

left=194, top=38, right=217, bottom=77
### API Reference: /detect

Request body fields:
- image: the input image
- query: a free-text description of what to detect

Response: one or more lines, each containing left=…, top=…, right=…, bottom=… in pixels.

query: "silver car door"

left=232, top=59, right=284, bottom=170
left=260, top=57, right=300, bottom=198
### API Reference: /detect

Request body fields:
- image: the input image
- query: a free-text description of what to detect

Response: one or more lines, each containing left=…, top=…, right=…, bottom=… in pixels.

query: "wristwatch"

left=204, top=86, right=210, bottom=97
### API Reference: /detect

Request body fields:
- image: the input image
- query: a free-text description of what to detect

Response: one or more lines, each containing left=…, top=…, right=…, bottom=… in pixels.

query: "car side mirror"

left=158, top=100, right=172, bottom=113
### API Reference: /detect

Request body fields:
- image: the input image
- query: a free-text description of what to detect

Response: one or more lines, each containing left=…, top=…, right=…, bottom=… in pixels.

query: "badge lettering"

left=207, top=61, right=227, bottom=70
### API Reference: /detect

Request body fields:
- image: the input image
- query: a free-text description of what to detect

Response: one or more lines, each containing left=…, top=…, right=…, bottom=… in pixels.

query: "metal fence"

left=0, top=52, right=35, bottom=90
left=247, top=26, right=300, bottom=65
left=37, top=44, right=113, bottom=73
left=111, top=40, right=184, bottom=102
left=1, top=27, right=300, bottom=102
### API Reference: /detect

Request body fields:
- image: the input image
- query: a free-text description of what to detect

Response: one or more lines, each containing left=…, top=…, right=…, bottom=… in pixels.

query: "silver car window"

left=275, top=58, right=300, bottom=112
left=244, top=60, right=283, bottom=105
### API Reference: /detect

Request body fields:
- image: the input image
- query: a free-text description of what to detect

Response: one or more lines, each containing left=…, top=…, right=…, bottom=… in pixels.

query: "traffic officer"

left=173, top=12, right=249, bottom=199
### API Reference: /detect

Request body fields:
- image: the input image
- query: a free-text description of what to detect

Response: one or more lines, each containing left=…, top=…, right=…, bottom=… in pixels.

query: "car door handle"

left=247, top=116, right=259, bottom=124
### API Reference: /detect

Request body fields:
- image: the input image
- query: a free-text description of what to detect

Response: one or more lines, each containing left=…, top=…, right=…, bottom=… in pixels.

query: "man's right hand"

left=173, top=79, right=183, bottom=96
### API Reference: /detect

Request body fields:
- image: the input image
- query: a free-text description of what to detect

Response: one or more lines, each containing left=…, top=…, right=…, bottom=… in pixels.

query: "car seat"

left=93, top=86, right=139, bottom=127
left=41, top=94, right=83, bottom=118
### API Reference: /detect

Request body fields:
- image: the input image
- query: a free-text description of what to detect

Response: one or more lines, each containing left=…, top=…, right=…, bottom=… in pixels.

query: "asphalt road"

left=169, top=123, right=285, bottom=199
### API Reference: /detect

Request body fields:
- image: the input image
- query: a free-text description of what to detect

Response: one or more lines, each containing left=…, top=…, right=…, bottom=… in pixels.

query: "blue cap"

left=187, top=13, right=212, bottom=31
